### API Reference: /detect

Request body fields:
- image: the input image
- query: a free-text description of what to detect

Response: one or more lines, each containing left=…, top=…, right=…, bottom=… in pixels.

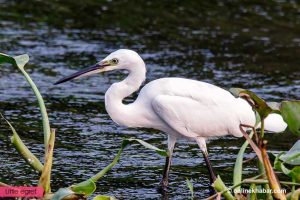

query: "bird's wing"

left=151, top=93, right=253, bottom=138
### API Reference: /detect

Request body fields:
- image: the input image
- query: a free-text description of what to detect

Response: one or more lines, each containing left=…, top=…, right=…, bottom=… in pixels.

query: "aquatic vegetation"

left=0, top=53, right=168, bottom=199
left=205, top=88, right=300, bottom=199
left=0, top=52, right=299, bottom=199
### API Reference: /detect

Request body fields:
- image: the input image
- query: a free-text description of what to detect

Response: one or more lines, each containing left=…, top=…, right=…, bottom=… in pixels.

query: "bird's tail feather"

left=263, top=113, right=287, bottom=133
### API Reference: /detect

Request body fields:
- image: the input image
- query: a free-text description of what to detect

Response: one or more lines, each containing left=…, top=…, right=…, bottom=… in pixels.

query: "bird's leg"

left=159, top=135, right=176, bottom=191
left=196, top=138, right=216, bottom=195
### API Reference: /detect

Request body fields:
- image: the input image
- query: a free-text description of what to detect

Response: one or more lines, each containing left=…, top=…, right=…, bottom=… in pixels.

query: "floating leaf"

left=70, top=179, right=96, bottom=197
left=93, top=195, right=117, bottom=200
left=38, top=129, right=56, bottom=193
left=1, top=114, right=43, bottom=173
left=281, top=101, right=300, bottom=135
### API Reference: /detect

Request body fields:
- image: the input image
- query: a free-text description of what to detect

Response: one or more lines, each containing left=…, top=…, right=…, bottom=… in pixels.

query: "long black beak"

left=54, top=62, right=109, bottom=85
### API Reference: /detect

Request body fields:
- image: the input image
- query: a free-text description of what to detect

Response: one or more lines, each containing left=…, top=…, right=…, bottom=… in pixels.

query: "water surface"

left=0, top=1, right=299, bottom=199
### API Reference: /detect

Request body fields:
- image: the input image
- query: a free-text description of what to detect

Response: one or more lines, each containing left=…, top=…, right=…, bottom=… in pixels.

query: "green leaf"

left=126, top=138, right=169, bottom=157
left=289, top=167, right=300, bottom=183
left=1, top=114, right=43, bottom=173
left=186, top=178, right=194, bottom=199
left=0, top=53, right=51, bottom=153
left=281, top=101, right=300, bottom=135
left=38, top=129, right=56, bottom=193
left=0, top=53, right=29, bottom=70
left=51, top=188, right=75, bottom=200
left=230, top=88, right=272, bottom=120
left=279, top=140, right=300, bottom=165
left=93, top=195, right=117, bottom=200
left=212, top=175, right=235, bottom=200
left=70, top=179, right=96, bottom=196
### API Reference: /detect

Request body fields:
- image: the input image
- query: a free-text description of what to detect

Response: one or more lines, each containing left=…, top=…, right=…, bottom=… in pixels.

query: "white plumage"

left=55, top=49, right=287, bottom=188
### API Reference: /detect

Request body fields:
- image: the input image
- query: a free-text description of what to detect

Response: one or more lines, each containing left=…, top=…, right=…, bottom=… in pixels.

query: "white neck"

left=104, top=63, right=146, bottom=127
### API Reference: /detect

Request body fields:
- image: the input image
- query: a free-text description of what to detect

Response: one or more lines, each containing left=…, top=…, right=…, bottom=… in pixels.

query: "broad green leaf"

left=126, top=138, right=169, bottom=157
left=93, top=195, right=117, bottom=200
left=38, top=129, right=56, bottom=193
left=1, top=114, right=43, bottom=173
left=212, top=175, right=235, bottom=200
left=281, top=101, right=300, bottom=135
left=186, top=178, right=194, bottom=199
left=279, top=140, right=300, bottom=165
left=70, top=179, right=96, bottom=197
left=51, top=188, right=75, bottom=200
left=0, top=53, right=51, bottom=152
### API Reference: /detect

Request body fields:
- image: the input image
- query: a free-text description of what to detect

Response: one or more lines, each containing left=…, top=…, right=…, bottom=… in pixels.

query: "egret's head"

left=54, top=49, right=144, bottom=85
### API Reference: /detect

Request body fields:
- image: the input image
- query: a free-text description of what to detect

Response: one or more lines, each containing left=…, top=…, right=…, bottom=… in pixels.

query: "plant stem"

left=90, top=141, right=128, bottom=182
left=233, top=129, right=254, bottom=193
left=19, top=68, right=51, bottom=153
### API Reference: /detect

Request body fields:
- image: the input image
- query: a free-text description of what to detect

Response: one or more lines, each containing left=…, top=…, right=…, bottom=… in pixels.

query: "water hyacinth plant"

left=205, top=88, right=300, bottom=200
left=0, top=53, right=168, bottom=199
left=0, top=52, right=299, bottom=199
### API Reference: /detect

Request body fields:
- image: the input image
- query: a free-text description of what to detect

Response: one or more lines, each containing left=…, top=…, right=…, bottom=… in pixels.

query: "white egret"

left=54, top=49, right=287, bottom=189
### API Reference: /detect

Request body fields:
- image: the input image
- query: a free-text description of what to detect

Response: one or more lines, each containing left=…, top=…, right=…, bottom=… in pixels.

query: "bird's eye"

left=111, top=58, right=119, bottom=65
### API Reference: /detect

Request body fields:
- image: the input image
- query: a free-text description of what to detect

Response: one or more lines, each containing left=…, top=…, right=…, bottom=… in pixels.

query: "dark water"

left=0, top=0, right=299, bottom=199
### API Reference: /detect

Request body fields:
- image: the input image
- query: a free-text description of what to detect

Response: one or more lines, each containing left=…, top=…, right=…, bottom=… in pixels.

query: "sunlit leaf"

left=281, top=101, right=300, bottom=135
left=70, top=179, right=96, bottom=197
left=92, top=195, right=117, bottom=200
left=1, top=114, right=43, bottom=173
left=38, top=129, right=56, bottom=193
